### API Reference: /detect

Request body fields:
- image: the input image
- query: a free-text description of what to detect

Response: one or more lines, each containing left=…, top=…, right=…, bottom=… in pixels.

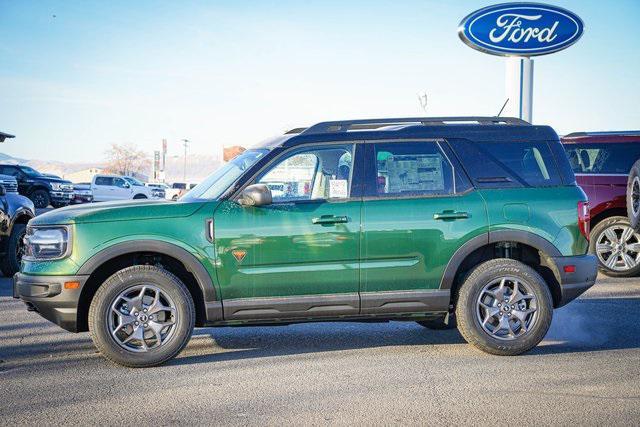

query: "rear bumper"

left=13, top=273, right=88, bottom=332
left=551, top=254, right=598, bottom=307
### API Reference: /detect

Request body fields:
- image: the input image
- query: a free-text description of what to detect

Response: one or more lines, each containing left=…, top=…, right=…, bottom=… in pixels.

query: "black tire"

left=627, top=159, right=640, bottom=231
left=88, top=265, right=195, bottom=368
left=30, top=189, right=50, bottom=209
left=0, top=223, right=26, bottom=277
left=172, top=195, right=178, bottom=201
left=133, top=194, right=147, bottom=199
left=589, top=216, right=640, bottom=277
left=456, top=259, right=553, bottom=356
left=416, top=313, right=457, bottom=330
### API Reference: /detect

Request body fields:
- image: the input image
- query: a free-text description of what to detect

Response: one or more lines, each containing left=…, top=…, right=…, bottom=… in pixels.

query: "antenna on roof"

left=417, top=92, right=428, bottom=112
left=496, top=98, right=509, bottom=118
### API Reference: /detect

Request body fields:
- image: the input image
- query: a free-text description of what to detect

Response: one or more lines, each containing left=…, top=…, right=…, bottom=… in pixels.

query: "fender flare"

left=77, top=239, right=217, bottom=302
left=439, top=230, right=562, bottom=290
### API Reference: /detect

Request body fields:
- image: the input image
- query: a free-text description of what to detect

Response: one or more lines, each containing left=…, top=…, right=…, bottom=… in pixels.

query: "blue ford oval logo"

left=459, top=2, right=584, bottom=56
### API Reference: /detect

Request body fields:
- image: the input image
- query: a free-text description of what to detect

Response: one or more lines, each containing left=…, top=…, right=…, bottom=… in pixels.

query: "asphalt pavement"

left=1, top=274, right=639, bottom=425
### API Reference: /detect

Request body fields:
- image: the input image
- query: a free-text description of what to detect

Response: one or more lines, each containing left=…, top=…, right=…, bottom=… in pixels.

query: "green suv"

left=14, top=117, right=597, bottom=367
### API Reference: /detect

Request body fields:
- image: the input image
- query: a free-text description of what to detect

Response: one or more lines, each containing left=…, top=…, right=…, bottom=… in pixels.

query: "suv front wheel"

left=88, top=265, right=195, bottom=367
left=589, top=216, right=640, bottom=277
left=456, top=259, right=553, bottom=356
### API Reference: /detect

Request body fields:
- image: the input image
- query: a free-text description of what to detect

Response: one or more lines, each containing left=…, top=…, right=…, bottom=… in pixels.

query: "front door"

left=213, top=143, right=362, bottom=321
left=360, top=140, right=487, bottom=314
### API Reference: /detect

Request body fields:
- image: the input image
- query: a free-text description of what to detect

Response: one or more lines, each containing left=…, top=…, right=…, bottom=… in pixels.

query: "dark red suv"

left=562, top=131, right=640, bottom=277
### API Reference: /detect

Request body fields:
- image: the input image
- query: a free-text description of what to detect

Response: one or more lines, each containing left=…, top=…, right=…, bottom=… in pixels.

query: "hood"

left=30, top=199, right=207, bottom=226
left=32, top=175, right=72, bottom=184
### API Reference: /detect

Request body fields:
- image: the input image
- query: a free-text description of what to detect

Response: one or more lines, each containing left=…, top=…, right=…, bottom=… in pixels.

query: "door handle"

left=433, top=211, right=469, bottom=220
left=312, top=215, right=350, bottom=225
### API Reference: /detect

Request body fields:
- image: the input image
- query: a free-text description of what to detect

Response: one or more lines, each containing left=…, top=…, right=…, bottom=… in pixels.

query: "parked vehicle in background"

left=14, top=116, right=596, bottom=367
left=0, top=183, right=35, bottom=276
left=165, top=182, right=188, bottom=200
left=562, top=131, right=640, bottom=277
left=71, top=183, right=93, bottom=204
left=145, top=182, right=168, bottom=199
left=0, top=164, right=74, bottom=209
left=91, top=174, right=153, bottom=202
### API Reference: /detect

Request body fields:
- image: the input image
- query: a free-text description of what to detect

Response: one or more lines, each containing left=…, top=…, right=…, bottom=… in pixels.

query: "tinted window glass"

left=94, top=176, right=113, bottom=186
left=258, top=144, right=354, bottom=202
left=113, top=177, right=127, bottom=188
left=372, top=142, right=454, bottom=197
left=563, top=143, right=640, bottom=174
left=0, top=166, right=18, bottom=176
left=451, top=140, right=561, bottom=187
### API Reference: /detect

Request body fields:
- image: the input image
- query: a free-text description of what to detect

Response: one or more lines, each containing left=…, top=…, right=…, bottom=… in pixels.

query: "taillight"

left=578, top=201, right=591, bottom=240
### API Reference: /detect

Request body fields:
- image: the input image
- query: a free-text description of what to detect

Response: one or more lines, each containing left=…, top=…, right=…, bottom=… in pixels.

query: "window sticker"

left=382, top=154, right=444, bottom=193
left=329, top=179, right=348, bottom=199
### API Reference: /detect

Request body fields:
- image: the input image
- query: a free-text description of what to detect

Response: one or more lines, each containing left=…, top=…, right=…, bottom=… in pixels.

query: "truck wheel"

left=0, top=223, right=26, bottom=277
left=416, top=313, right=457, bottom=330
left=30, top=189, right=50, bottom=209
left=627, top=159, right=640, bottom=231
left=88, top=265, right=195, bottom=368
left=589, top=216, right=640, bottom=277
left=456, top=259, right=553, bottom=356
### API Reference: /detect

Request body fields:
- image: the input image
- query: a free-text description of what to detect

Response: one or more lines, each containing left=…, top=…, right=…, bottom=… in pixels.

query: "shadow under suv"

left=14, top=117, right=597, bottom=367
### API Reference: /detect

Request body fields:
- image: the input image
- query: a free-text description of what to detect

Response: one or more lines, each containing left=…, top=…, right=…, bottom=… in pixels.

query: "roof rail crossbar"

left=300, top=116, right=529, bottom=135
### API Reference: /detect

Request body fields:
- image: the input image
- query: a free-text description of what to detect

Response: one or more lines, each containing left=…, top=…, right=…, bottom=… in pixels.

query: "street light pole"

left=181, top=139, right=189, bottom=182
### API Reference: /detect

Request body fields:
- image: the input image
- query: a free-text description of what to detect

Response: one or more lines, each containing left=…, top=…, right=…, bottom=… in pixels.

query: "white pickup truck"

left=91, top=175, right=154, bottom=202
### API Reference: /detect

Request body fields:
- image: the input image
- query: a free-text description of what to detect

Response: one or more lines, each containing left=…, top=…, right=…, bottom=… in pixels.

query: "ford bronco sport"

left=14, top=117, right=597, bottom=367
left=562, top=131, right=640, bottom=277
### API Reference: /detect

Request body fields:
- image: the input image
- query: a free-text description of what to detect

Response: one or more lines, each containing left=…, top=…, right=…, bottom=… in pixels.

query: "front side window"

left=113, top=177, right=128, bottom=188
left=564, top=142, right=640, bottom=174
left=373, top=142, right=454, bottom=197
left=257, top=144, right=354, bottom=202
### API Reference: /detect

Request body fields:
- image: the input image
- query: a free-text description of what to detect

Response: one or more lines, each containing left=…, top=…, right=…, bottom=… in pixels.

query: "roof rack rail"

left=564, top=130, right=640, bottom=138
left=299, top=116, right=529, bottom=135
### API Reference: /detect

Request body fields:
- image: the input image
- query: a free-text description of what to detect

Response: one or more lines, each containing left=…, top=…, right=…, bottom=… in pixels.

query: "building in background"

left=63, top=167, right=104, bottom=183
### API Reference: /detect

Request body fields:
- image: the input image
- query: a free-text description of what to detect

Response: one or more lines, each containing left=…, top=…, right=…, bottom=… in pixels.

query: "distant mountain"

left=0, top=151, right=221, bottom=184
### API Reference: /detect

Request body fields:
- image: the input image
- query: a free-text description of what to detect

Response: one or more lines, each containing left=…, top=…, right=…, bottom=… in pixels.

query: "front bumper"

left=50, top=191, right=75, bottom=205
left=551, top=254, right=598, bottom=307
left=13, top=273, right=89, bottom=332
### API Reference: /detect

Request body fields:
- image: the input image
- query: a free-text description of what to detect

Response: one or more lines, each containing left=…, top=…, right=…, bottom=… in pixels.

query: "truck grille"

left=0, top=179, right=18, bottom=193
left=60, top=183, right=74, bottom=192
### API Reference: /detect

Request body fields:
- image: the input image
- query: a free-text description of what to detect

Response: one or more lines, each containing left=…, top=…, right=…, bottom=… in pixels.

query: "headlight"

left=24, top=226, right=71, bottom=260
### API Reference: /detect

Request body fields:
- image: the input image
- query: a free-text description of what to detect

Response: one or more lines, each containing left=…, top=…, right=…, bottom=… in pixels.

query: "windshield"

left=182, top=149, right=268, bottom=201
left=124, top=176, right=145, bottom=186
left=20, top=166, right=42, bottom=176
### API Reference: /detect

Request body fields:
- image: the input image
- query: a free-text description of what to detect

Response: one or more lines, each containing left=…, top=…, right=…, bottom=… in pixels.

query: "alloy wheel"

left=108, top=285, right=178, bottom=352
left=632, top=176, right=640, bottom=218
left=596, top=224, right=640, bottom=272
left=475, top=277, right=538, bottom=341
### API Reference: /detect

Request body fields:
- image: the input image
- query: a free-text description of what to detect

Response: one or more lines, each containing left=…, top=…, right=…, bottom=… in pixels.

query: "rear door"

left=359, top=140, right=488, bottom=314
left=92, top=176, right=114, bottom=201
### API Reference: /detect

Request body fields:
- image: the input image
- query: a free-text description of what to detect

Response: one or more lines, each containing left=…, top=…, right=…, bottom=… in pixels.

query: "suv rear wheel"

left=88, top=265, right=195, bottom=367
left=589, top=215, right=640, bottom=277
left=456, top=259, right=553, bottom=356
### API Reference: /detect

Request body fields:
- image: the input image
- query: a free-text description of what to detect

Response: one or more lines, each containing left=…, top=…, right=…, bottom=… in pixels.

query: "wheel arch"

left=440, top=231, right=563, bottom=308
left=76, top=240, right=220, bottom=332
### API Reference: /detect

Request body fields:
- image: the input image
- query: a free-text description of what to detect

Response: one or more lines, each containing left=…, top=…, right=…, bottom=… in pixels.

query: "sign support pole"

left=504, top=56, right=534, bottom=123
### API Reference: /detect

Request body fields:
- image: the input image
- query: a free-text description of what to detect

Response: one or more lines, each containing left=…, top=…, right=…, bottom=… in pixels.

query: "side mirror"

left=0, top=185, right=6, bottom=196
left=238, top=184, right=272, bottom=207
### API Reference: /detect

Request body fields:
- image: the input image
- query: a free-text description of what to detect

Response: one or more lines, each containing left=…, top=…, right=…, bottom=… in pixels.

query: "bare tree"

left=104, top=143, right=151, bottom=176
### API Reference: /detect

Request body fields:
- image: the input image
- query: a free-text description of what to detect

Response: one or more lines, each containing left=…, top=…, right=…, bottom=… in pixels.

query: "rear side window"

left=94, top=176, right=113, bottom=186
left=372, top=142, right=455, bottom=197
left=564, top=143, right=640, bottom=174
left=450, top=139, right=562, bottom=187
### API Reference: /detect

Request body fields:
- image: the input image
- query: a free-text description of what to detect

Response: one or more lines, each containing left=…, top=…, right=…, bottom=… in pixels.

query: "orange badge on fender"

left=232, top=249, right=247, bottom=263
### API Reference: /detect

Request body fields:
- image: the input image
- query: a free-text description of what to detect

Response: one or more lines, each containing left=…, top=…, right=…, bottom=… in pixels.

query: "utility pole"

left=181, top=139, right=189, bottom=182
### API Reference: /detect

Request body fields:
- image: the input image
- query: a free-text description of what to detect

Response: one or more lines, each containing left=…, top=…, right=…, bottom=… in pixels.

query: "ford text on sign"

left=458, top=2, right=584, bottom=56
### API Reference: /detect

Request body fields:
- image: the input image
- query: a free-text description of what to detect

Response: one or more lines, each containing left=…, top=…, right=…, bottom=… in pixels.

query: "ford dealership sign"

left=458, top=2, right=584, bottom=56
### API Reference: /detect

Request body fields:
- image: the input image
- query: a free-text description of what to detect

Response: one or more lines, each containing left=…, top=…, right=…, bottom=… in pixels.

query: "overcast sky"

left=1, top=0, right=639, bottom=163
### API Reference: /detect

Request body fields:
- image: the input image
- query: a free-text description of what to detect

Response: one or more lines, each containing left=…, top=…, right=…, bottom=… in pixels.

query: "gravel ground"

left=1, top=274, right=639, bottom=425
